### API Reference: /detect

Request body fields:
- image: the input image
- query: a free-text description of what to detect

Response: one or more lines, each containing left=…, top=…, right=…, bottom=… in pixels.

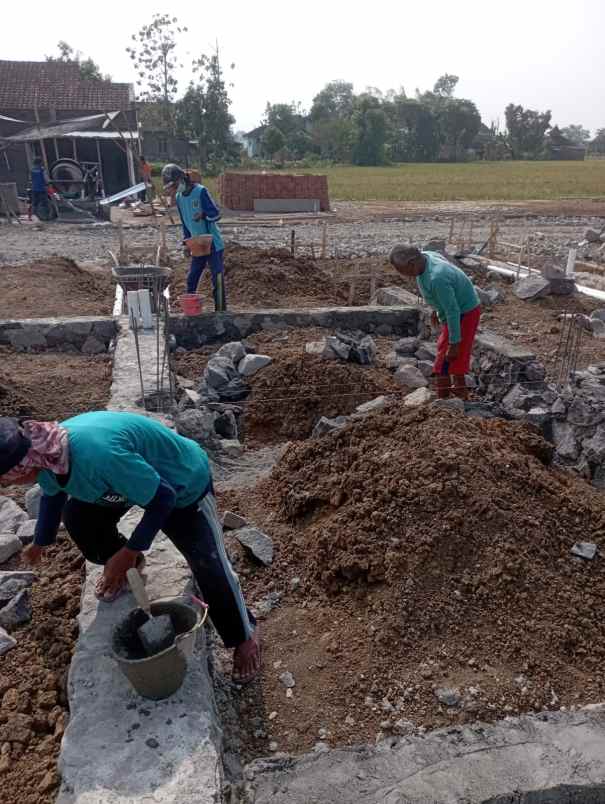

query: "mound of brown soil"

left=244, top=354, right=397, bottom=444
left=172, top=245, right=370, bottom=309
left=243, top=406, right=605, bottom=730
left=1, top=257, right=113, bottom=319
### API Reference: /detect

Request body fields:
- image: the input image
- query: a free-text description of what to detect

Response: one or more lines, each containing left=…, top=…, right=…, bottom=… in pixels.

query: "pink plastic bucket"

left=179, top=293, right=202, bottom=316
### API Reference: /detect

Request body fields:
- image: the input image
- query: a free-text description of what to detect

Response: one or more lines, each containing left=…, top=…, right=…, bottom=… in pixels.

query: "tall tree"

left=590, top=128, right=605, bottom=155
left=505, top=104, right=551, bottom=159
left=262, top=126, right=286, bottom=160
left=310, top=81, right=355, bottom=122
left=352, top=94, right=387, bottom=166
left=175, top=46, right=238, bottom=170
left=433, top=73, right=459, bottom=98
left=385, top=97, right=440, bottom=162
left=45, top=41, right=110, bottom=81
left=126, top=14, right=186, bottom=133
left=437, top=98, right=482, bottom=156
left=560, top=124, right=591, bottom=145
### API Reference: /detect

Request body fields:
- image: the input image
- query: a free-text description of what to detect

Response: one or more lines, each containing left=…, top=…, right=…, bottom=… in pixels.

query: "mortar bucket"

left=112, top=596, right=208, bottom=700
left=185, top=235, right=213, bottom=257
left=179, top=293, right=203, bottom=316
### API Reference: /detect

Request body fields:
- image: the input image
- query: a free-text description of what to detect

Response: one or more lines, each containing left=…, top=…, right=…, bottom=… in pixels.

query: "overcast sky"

left=4, top=0, right=604, bottom=134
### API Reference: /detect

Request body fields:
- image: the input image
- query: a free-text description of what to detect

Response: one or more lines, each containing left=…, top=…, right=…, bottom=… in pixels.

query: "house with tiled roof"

left=0, top=60, right=138, bottom=194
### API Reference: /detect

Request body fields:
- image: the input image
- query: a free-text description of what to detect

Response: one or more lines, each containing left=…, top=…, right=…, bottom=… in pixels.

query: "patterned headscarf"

left=1, top=420, right=69, bottom=483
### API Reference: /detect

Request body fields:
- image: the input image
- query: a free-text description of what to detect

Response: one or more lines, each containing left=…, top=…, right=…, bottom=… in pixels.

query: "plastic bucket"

left=179, top=293, right=203, bottom=316
left=185, top=235, right=213, bottom=257
left=112, top=597, right=208, bottom=700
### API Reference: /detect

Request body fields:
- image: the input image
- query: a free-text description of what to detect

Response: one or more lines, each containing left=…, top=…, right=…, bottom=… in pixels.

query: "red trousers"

left=433, top=305, right=481, bottom=376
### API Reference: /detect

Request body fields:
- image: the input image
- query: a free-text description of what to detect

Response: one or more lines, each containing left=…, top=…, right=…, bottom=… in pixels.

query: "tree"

left=310, top=81, right=355, bottom=122
left=590, top=129, right=605, bottom=155
left=505, top=104, right=552, bottom=159
left=437, top=98, right=482, bottom=157
left=433, top=74, right=459, bottom=98
left=352, top=94, right=387, bottom=166
left=262, top=126, right=286, bottom=159
left=560, top=124, right=591, bottom=145
left=126, top=14, right=186, bottom=133
left=385, top=97, right=440, bottom=162
left=263, top=102, right=310, bottom=159
left=175, top=46, right=239, bottom=171
left=45, top=41, right=109, bottom=81
left=311, top=119, right=355, bottom=161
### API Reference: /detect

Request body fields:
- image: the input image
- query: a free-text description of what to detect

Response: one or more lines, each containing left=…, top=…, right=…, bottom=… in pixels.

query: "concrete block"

left=253, top=198, right=320, bottom=213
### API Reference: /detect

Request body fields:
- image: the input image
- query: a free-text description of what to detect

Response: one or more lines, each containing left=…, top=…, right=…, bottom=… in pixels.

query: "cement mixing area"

left=2, top=200, right=605, bottom=804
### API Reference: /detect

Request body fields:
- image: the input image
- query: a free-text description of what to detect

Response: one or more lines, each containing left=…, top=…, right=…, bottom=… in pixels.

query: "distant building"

left=242, top=126, right=266, bottom=158
left=545, top=126, right=586, bottom=161
left=0, top=60, right=137, bottom=194
left=140, top=129, right=198, bottom=166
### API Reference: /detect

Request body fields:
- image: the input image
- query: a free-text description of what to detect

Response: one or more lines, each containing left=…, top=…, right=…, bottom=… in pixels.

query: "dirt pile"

left=244, top=354, right=397, bottom=444
left=0, top=534, right=83, bottom=802
left=1, top=257, right=113, bottom=319
left=246, top=405, right=605, bottom=727
left=172, top=245, right=392, bottom=309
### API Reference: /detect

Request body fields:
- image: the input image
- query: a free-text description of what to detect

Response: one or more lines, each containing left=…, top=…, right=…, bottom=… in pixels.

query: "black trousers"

left=62, top=494, right=255, bottom=648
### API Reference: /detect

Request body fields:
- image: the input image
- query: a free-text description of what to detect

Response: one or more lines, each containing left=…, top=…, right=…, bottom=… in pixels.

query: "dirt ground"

left=0, top=536, right=83, bottom=803
left=218, top=405, right=605, bottom=757
left=0, top=257, right=113, bottom=319
left=0, top=349, right=112, bottom=420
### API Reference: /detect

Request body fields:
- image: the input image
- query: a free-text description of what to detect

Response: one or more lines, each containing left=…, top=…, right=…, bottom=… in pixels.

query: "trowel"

left=126, top=568, right=176, bottom=656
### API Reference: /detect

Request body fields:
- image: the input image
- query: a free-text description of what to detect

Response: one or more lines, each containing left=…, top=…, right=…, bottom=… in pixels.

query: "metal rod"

left=130, top=309, right=146, bottom=408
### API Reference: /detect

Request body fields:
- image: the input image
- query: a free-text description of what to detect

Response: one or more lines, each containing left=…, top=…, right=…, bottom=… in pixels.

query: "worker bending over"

left=0, top=412, right=260, bottom=684
left=390, top=245, right=481, bottom=400
left=162, top=164, right=226, bottom=311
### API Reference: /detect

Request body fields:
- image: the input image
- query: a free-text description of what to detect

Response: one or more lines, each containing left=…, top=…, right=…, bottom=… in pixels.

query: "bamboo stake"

left=321, top=222, right=328, bottom=258
left=290, top=229, right=296, bottom=257
left=448, top=219, right=454, bottom=245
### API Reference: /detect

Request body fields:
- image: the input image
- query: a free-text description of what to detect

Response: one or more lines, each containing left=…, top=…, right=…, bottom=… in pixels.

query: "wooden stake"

left=290, top=229, right=296, bottom=257
left=369, top=264, right=377, bottom=303
left=348, top=279, right=356, bottom=306
left=448, top=219, right=454, bottom=244
left=118, top=221, right=125, bottom=265
left=321, top=222, right=328, bottom=258
left=468, top=219, right=474, bottom=251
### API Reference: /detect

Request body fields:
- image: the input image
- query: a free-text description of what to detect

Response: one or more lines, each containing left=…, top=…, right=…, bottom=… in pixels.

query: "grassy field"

left=201, top=161, right=604, bottom=204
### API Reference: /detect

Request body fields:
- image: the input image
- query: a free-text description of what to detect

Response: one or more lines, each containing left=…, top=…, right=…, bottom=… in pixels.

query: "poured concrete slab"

left=57, top=509, right=222, bottom=804
left=245, top=707, right=605, bottom=804
left=475, top=331, right=536, bottom=361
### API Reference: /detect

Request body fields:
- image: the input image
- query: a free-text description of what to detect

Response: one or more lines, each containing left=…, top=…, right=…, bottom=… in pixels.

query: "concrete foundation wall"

left=169, top=305, right=421, bottom=349
left=0, top=317, right=118, bottom=353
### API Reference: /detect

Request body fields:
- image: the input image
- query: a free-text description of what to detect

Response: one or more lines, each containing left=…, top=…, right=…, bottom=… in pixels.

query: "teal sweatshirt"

left=37, top=411, right=210, bottom=508
left=176, top=184, right=224, bottom=252
left=416, top=251, right=480, bottom=344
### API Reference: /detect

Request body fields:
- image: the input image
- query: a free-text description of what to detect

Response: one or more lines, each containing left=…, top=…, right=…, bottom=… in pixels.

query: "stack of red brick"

left=218, top=172, right=330, bottom=211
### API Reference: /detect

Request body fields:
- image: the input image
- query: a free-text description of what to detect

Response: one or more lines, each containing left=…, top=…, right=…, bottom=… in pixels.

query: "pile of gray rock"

left=0, top=492, right=41, bottom=655
left=175, top=340, right=273, bottom=457
left=305, top=331, right=377, bottom=365
left=513, top=266, right=575, bottom=301
left=577, top=226, right=605, bottom=262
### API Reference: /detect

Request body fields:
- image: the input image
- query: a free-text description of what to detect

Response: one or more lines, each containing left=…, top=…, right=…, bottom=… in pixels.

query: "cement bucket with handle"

left=112, top=596, right=208, bottom=700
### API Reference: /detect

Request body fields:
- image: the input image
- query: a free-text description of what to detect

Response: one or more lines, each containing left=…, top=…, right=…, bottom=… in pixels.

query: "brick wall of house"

left=218, top=172, right=330, bottom=211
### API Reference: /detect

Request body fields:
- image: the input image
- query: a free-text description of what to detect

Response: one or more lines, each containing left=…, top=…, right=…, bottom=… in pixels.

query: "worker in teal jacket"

left=0, top=412, right=260, bottom=684
left=162, top=164, right=226, bottom=311
left=390, top=245, right=481, bottom=400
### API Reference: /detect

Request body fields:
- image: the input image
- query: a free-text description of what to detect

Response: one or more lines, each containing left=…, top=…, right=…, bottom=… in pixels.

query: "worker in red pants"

left=389, top=245, right=481, bottom=400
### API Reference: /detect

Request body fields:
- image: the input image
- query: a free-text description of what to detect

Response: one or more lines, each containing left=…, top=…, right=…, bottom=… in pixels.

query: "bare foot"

left=232, top=626, right=261, bottom=685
